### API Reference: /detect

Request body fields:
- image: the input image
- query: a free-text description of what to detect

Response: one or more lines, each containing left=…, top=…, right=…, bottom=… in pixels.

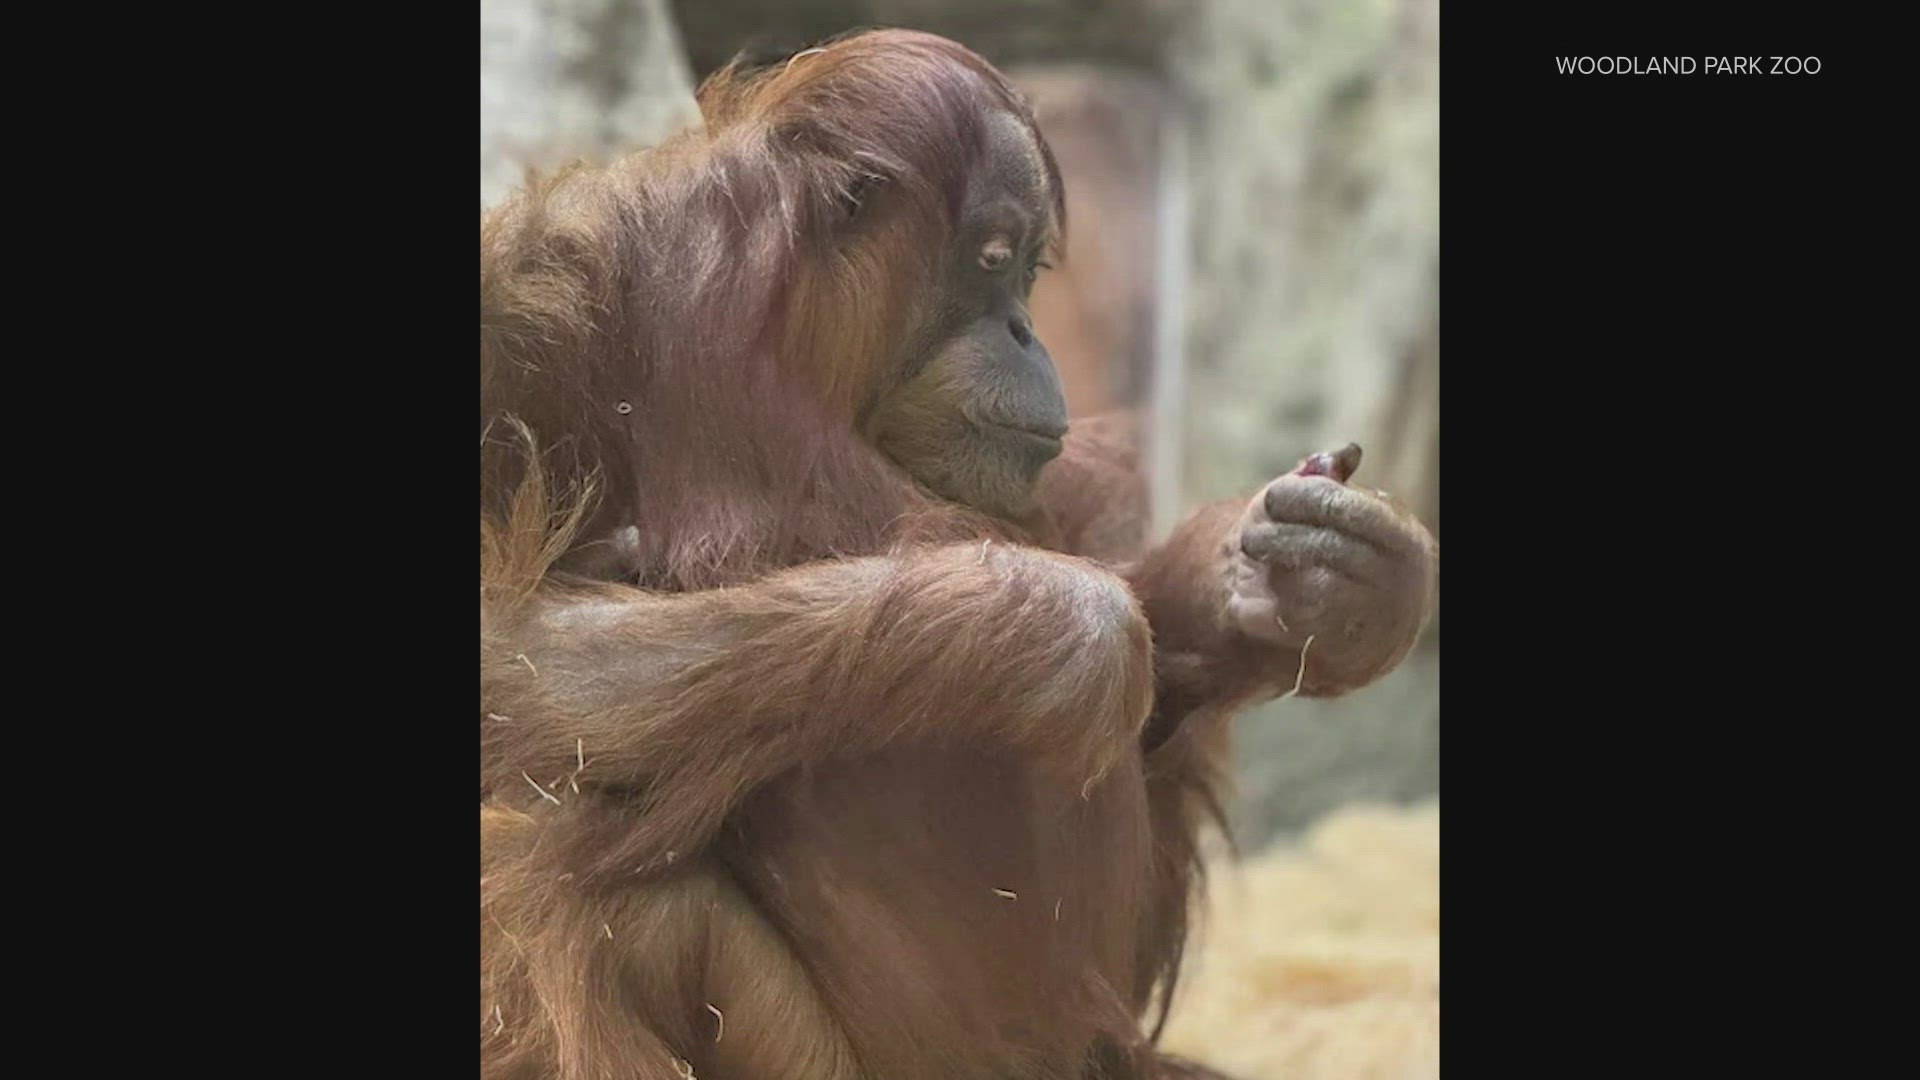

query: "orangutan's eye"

left=979, top=238, right=1013, bottom=271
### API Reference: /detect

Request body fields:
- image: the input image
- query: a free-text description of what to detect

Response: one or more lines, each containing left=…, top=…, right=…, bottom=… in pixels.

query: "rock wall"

left=1169, top=0, right=1440, bottom=846
left=480, top=0, right=700, bottom=209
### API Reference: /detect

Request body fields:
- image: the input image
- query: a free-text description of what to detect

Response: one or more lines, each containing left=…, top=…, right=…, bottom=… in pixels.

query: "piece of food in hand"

left=1294, top=442, right=1362, bottom=483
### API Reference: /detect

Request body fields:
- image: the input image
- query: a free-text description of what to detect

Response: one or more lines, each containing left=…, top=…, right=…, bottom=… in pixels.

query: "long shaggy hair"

left=481, top=30, right=1066, bottom=593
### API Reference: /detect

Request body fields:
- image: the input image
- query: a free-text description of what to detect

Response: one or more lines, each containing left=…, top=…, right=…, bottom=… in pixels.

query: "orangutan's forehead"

left=967, top=111, right=1054, bottom=239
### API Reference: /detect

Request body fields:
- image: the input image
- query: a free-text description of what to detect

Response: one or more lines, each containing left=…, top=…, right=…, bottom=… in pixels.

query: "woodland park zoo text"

left=1554, top=56, right=1821, bottom=75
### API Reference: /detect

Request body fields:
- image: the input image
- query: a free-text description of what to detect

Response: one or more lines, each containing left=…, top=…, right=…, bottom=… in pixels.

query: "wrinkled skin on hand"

left=1225, top=443, right=1437, bottom=695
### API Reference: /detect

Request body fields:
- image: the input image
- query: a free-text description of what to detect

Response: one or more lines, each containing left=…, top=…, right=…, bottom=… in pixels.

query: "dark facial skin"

left=869, top=111, right=1069, bottom=520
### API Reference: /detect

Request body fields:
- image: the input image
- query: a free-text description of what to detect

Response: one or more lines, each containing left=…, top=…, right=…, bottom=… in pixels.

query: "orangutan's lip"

left=979, top=419, right=1068, bottom=443
left=980, top=421, right=1065, bottom=465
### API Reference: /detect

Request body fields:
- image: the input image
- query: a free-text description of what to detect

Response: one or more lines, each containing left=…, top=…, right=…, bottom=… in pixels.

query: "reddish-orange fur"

left=480, top=29, right=1434, bottom=1080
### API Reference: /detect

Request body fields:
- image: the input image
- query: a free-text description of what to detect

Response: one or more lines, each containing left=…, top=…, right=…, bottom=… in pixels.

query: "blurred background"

left=482, top=2, right=1438, bottom=1075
